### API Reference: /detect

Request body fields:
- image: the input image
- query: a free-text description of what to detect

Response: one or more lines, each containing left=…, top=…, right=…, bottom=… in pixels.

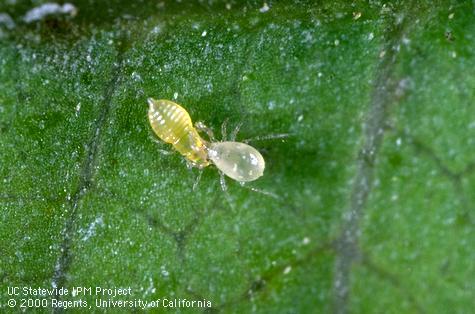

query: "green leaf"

left=1, top=1, right=474, bottom=313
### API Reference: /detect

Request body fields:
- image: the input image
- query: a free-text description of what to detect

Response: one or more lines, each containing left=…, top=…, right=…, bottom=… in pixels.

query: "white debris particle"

left=160, top=265, right=169, bottom=277
left=379, top=50, right=386, bottom=58
left=151, top=25, right=162, bottom=35
left=131, top=71, right=143, bottom=82
left=297, top=114, right=304, bottom=122
left=225, top=3, right=231, bottom=10
left=75, top=102, right=81, bottom=117
left=268, top=100, right=276, bottom=110
left=396, top=137, right=402, bottom=146
left=205, top=82, right=213, bottom=92
left=353, top=12, right=362, bottom=20
left=173, top=92, right=178, bottom=99
left=23, top=3, right=78, bottom=23
left=334, top=39, right=340, bottom=46
left=259, top=3, right=270, bottom=13
left=201, top=30, right=207, bottom=37
left=144, top=277, right=156, bottom=296
left=242, top=75, right=248, bottom=81
left=301, top=30, right=314, bottom=43
left=283, top=266, right=292, bottom=274
left=81, top=215, right=104, bottom=241
left=302, top=237, right=310, bottom=245
left=448, top=13, right=454, bottom=19
left=0, top=13, right=15, bottom=30
left=451, top=51, right=457, bottom=58
left=86, top=54, right=92, bottom=63
left=368, top=32, right=374, bottom=41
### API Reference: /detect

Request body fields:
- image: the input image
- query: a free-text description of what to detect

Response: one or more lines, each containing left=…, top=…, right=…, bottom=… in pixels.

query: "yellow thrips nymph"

left=147, top=98, right=266, bottom=182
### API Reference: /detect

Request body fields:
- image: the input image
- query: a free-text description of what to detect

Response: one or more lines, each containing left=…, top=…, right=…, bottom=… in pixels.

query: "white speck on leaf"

left=151, top=25, right=162, bottom=34
left=161, top=265, right=169, bottom=277
left=131, top=71, right=143, bottom=82
left=0, top=13, right=15, bottom=30
left=23, top=3, right=78, bottom=23
left=268, top=100, right=276, bottom=110
left=80, top=215, right=104, bottom=241
left=259, top=3, right=270, bottom=13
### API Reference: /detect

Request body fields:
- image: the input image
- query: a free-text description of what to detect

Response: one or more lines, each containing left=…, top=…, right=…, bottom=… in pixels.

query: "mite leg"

left=195, top=121, right=215, bottom=142
left=221, top=118, right=229, bottom=140
left=239, top=182, right=281, bottom=200
left=219, top=171, right=228, bottom=192
left=185, top=159, right=199, bottom=170
left=229, top=122, right=243, bottom=142
left=193, top=169, right=203, bottom=191
left=219, top=171, right=236, bottom=210
left=242, top=133, right=290, bottom=143
left=157, top=148, right=174, bottom=155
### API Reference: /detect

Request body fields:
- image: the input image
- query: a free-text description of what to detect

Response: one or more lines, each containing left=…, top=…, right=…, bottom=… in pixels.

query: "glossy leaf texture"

left=0, top=1, right=474, bottom=313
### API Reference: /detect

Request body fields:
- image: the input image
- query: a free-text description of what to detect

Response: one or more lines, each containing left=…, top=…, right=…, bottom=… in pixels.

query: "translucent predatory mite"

left=147, top=98, right=265, bottom=182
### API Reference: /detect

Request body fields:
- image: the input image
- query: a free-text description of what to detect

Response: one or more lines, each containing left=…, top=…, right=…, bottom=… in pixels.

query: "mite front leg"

left=242, top=133, right=290, bottom=144
left=229, top=122, right=243, bottom=142
left=221, top=118, right=229, bottom=141
left=195, top=121, right=215, bottom=142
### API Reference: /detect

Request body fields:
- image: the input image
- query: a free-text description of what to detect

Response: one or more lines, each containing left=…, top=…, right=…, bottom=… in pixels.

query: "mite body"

left=147, top=98, right=265, bottom=182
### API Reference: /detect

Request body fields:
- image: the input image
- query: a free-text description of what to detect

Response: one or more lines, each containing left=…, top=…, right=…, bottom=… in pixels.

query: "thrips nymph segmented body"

left=147, top=98, right=266, bottom=183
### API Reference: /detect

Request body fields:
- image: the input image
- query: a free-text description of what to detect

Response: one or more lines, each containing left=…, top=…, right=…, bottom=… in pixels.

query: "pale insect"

left=147, top=98, right=285, bottom=192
